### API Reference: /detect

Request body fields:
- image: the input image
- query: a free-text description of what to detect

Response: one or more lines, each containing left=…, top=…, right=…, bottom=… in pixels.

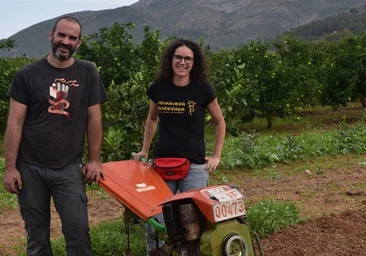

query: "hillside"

left=3, top=0, right=366, bottom=58
left=288, top=8, right=366, bottom=41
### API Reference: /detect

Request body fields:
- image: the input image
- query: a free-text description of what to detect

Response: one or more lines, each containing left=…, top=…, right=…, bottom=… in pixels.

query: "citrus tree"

left=274, top=34, right=323, bottom=109
left=0, top=57, right=34, bottom=133
left=210, top=39, right=304, bottom=130
left=78, top=23, right=164, bottom=161
left=77, top=22, right=138, bottom=88
left=319, top=36, right=357, bottom=109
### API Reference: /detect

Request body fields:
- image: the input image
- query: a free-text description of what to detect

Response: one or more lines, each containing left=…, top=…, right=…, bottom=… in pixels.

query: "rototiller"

left=99, top=160, right=260, bottom=255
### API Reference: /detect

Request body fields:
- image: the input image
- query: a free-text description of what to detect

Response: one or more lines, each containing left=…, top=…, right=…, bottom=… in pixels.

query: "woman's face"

left=172, top=45, right=194, bottom=80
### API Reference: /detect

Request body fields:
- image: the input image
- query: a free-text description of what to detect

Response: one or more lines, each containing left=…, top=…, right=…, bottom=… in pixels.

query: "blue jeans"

left=17, top=161, right=92, bottom=256
left=146, top=163, right=209, bottom=254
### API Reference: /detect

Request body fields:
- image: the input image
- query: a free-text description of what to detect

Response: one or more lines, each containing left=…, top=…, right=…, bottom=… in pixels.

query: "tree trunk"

left=266, top=116, right=273, bottom=129
left=360, top=95, right=366, bottom=108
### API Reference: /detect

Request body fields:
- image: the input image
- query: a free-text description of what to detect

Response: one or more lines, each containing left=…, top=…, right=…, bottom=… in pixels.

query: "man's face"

left=50, top=19, right=81, bottom=61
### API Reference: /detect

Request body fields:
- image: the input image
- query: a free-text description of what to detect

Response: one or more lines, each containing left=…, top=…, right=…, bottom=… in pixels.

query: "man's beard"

left=51, top=39, right=77, bottom=61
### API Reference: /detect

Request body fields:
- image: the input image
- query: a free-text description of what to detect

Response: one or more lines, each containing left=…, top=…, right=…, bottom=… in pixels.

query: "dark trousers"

left=17, top=161, right=92, bottom=256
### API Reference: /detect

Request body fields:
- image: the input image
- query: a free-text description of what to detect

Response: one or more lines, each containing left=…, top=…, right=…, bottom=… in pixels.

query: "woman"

left=135, top=38, right=225, bottom=191
left=134, top=38, right=226, bottom=252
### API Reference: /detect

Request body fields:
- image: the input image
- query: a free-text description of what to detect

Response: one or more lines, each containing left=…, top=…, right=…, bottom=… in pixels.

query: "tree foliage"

left=77, top=22, right=138, bottom=88
left=0, top=39, right=15, bottom=52
left=0, top=57, right=34, bottom=131
left=318, top=32, right=366, bottom=109
left=81, top=24, right=165, bottom=161
left=209, top=37, right=321, bottom=131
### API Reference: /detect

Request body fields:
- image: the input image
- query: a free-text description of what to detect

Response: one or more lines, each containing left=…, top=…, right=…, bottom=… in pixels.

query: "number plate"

left=213, top=198, right=246, bottom=222
left=209, top=188, right=246, bottom=222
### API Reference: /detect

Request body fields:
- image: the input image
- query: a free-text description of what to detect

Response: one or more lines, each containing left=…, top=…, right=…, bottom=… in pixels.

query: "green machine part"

left=200, top=218, right=255, bottom=256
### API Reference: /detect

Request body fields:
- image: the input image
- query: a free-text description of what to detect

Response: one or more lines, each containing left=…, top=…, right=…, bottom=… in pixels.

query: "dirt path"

left=1, top=155, right=365, bottom=255
left=259, top=209, right=366, bottom=256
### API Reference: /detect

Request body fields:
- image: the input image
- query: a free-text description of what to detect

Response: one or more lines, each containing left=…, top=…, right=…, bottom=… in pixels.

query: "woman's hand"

left=205, top=155, right=221, bottom=173
left=132, top=150, right=149, bottom=162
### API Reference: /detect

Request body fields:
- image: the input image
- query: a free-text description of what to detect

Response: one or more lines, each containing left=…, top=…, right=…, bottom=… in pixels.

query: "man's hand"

left=82, top=160, right=105, bottom=185
left=3, top=168, right=22, bottom=194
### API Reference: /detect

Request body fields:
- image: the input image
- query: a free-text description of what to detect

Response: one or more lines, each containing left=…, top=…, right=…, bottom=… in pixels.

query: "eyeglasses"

left=173, top=55, right=194, bottom=64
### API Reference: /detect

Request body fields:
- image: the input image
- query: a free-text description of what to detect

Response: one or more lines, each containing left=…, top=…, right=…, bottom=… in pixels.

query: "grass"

left=14, top=219, right=146, bottom=256
left=52, top=219, right=146, bottom=256
left=247, top=153, right=366, bottom=178
left=242, top=103, right=363, bottom=134
left=211, top=121, right=366, bottom=171
left=0, top=135, right=3, bottom=157
left=0, top=158, right=19, bottom=209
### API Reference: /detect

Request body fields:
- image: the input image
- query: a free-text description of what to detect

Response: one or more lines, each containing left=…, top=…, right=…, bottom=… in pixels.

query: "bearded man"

left=3, top=16, right=108, bottom=256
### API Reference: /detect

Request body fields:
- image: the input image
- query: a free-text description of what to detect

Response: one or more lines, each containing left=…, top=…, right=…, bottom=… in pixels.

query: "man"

left=3, top=16, right=108, bottom=255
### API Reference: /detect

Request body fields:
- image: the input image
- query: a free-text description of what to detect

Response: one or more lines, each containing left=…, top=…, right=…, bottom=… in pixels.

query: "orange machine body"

left=100, top=160, right=245, bottom=224
left=99, top=160, right=173, bottom=221
left=160, top=185, right=246, bottom=223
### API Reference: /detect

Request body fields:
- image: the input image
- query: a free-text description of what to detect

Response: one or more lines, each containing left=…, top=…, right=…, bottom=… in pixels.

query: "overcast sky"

left=0, top=0, right=139, bottom=39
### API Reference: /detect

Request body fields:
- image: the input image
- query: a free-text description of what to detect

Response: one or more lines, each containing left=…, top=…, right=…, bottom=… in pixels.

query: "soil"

left=1, top=106, right=366, bottom=255
left=229, top=155, right=366, bottom=256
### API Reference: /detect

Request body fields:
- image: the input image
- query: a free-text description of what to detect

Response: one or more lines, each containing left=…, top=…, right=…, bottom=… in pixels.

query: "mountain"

left=3, top=0, right=366, bottom=58
left=288, top=8, right=366, bottom=41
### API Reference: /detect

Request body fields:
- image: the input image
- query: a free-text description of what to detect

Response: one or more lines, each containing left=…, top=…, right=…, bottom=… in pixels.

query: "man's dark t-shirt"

left=7, top=58, right=108, bottom=168
left=147, top=81, right=215, bottom=164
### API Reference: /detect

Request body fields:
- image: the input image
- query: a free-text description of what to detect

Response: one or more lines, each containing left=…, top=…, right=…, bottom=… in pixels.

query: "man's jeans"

left=17, top=161, right=92, bottom=256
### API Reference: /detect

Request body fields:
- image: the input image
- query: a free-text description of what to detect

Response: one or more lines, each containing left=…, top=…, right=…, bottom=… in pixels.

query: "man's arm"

left=3, top=99, right=27, bottom=194
left=82, top=104, right=104, bottom=184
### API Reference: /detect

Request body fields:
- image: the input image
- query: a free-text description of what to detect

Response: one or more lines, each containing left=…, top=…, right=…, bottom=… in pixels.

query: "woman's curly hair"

left=156, top=38, right=208, bottom=85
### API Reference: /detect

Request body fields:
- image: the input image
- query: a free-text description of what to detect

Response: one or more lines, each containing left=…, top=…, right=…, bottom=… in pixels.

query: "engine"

left=151, top=185, right=255, bottom=256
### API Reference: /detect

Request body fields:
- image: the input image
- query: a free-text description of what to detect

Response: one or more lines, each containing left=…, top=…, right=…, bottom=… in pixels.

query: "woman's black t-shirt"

left=147, top=81, right=216, bottom=164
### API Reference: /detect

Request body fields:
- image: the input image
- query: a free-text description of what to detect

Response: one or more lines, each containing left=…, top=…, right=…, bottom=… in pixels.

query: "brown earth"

left=0, top=193, right=124, bottom=255
left=229, top=155, right=366, bottom=256
left=1, top=155, right=365, bottom=256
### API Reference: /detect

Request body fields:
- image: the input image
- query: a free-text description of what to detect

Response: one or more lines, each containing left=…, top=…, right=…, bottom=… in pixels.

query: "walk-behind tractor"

left=99, top=160, right=261, bottom=255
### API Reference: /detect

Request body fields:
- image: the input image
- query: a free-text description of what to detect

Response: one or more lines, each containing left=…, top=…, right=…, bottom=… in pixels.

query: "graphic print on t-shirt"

left=187, top=101, right=196, bottom=116
left=48, top=78, right=79, bottom=118
left=157, top=100, right=196, bottom=115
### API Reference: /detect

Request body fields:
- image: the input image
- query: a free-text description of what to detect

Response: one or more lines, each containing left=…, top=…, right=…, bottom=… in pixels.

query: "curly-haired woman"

left=134, top=38, right=226, bottom=254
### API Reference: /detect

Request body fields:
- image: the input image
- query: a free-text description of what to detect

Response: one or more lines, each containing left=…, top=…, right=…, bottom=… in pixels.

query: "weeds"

left=247, top=199, right=302, bottom=239
left=219, top=122, right=366, bottom=170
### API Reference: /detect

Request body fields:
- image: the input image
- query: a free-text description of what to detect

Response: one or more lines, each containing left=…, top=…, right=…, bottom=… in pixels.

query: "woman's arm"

left=206, top=98, right=226, bottom=172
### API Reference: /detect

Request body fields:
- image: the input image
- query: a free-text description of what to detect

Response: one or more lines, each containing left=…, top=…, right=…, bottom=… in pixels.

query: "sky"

left=0, top=0, right=139, bottom=39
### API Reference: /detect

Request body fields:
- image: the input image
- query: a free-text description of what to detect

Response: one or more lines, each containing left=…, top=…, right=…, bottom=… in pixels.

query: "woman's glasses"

left=173, top=55, right=194, bottom=64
